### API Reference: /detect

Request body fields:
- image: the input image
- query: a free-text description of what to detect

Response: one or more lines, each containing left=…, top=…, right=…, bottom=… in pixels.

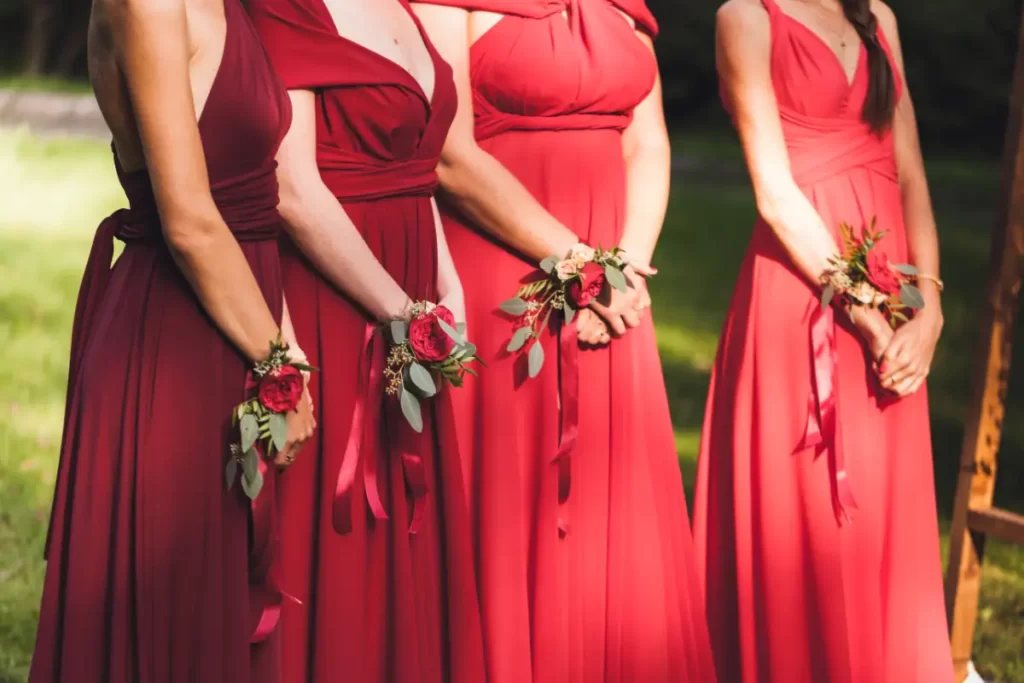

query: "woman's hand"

left=878, top=309, right=943, bottom=397
left=439, top=286, right=467, bottom=333
left=576, top=308, right=611, bottom=346
left=276, top=387, right=316, bottom=469
left=589, top=265, right=649, bottom=336
left=850, top=305, right=894, bottom=364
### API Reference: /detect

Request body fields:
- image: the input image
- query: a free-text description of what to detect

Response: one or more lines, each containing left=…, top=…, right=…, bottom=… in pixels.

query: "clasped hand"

left=862, top=310, right=943, bottom=399
left=576, top=264, right=655, bottom=345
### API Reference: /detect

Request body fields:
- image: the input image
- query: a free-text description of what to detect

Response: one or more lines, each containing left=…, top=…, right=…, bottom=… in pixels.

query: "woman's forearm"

left=438, top=148, right=579, bottom=263
left=432, top=198, right=462, bottom=300
left=167, top=220, right=282, bottom=363
left=618, top=137, right=671, bottom=266
left=900, top=176, right=943, bottom=308
left=278, top=182, right=411, bottom=322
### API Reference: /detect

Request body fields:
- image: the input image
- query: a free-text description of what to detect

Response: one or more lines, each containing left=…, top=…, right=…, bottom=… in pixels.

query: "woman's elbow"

left=436, top=139, right=479, bottom=196
left=162, top=209, right=222, bottom=257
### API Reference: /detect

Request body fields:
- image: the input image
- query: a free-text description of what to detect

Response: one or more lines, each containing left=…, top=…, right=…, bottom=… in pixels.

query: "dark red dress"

left=412, top=2, right=717, bottom=682
left=30, top=1, right=292, bottom=681
left=248, top=1, right=486, bottom=681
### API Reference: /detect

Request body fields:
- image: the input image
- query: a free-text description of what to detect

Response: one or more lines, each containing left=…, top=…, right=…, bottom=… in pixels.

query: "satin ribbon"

left=796, top=304, right=858, bottom=525
left=332, top=323, right=430, bottom=536
left=555, top=318, right=580, bottom=537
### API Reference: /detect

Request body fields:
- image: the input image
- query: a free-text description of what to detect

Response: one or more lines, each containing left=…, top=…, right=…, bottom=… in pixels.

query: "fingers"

left=891, top=366, right=928, bottom=397
left=621, top=307, right=641, bottom=330
left=879, top=340, right=913, bottom=388
left=630, top=263, right=658, bottom=277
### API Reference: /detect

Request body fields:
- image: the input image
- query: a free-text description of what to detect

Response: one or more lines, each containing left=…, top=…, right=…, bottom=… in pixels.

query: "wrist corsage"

left=820, top=220, right=925, bottom=327
left=385, top=301, right=481, bottom=432
left=500, top=243, right=632, bottom=377
left=227, top=336, right=316, bottom=500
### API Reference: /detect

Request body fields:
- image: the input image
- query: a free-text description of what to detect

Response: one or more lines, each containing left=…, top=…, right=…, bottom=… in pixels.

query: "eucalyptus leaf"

left=499, top=297, right=530, bottom=316
left=539, top=255, right=559, bottom=274
left=242, top=447, right=260, bottom=481
left=409, top=362, right=437, bottom=397
left=240, top=414, right=259, bottom=453
left=899, top=283, right=926, bottom=310
left=820, top=284, right=835, bottom=312
left=564, top=300, right=576, bottom=325
left=892, top=263, right=920, bottom=276
left=528, top=340, right=545, bottom=378
left=437, top=317, right=465, bottom=346
left=389, top=320, right=407, bottom=344
left=241, top=469, right=264, bottom=500
left=457, top=322, right=467, bottom=335
left=225, top=458, right=238, bottom=491
left=269, top=412, right=288, bottom=453
left=400, top=386, right=424, bottom=433
left=460, top=342, right=477, bottom=359
left=605, top=264, right=628, bottom=293
left=507, top=326, right=533, bottom=353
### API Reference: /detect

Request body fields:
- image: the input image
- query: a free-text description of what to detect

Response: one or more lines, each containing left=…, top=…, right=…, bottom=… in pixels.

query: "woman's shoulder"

left=869, top=0, right=899, bottom=41
left=716, top=0, right=770, bottom=42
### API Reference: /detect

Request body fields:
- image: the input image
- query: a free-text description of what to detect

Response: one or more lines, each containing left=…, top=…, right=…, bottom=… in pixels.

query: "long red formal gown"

left=248, top=1, right=487, bottom=682
left=692, top=2, right=955, bottom=681
left=412, top=2, right=717, bottom=682
left=31, top=1, right=292, bottom=681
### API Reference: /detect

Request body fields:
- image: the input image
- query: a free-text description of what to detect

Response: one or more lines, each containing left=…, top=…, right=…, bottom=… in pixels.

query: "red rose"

left=566, top=261, right=606, bottom=307
left=258, top=365, right=304, bottom=413
left=865, top=249, right=902, bottom=296
left=409, top=305, right=457, bottom=362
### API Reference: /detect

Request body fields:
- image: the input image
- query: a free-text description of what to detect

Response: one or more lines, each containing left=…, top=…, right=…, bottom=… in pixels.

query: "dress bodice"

left=249, top=0, right=457, bottom=201
left=117, top=0, right=292, bottom=243
left=415, top=0, right=658, bottom=140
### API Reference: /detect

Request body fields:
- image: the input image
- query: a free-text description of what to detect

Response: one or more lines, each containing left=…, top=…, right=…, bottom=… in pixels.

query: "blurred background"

left=0, top=0, right=1022, bottom=681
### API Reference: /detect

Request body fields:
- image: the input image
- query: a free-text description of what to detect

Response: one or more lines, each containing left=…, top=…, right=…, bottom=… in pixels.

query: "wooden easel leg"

left=943, top=10, right=1024, bottom=680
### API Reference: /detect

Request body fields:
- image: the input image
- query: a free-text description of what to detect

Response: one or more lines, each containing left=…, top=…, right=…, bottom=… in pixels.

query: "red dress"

left=692, top=2, right=955, bottom=681
left=412, top=2, right=717, bottom=682
left=248, top=2, right=486, bottom=682
left=31, top=1, right=292, bottom=681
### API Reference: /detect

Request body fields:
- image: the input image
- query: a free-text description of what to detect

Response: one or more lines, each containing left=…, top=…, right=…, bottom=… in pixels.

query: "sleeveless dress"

left=692, top=2, right=955, bottom=682
left=411, top=2, right=717, bottom=682
left=30, top=1, right=292, bottom=681
left=247, top=2, right=487, bottom=682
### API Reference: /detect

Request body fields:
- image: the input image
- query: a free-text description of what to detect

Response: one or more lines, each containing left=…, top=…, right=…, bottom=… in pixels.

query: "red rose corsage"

left=820, top=219, right=925, bottom=327
left=226, top=336, right=316, bottom=499
left=385, top=301, right=481, bottom=431
left=500, top=243, right=634, bottom=377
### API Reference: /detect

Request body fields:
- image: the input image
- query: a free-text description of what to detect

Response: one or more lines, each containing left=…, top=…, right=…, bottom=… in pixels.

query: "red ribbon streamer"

left=555, top=318, right=580, bottom=536
left=332, top=323, right=430, bottom=536
left=796, top=304, right=858, bottom=525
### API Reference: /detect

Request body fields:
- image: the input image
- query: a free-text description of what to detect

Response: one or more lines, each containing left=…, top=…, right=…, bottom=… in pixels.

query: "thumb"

left=630, top=262, right=658, bottom=277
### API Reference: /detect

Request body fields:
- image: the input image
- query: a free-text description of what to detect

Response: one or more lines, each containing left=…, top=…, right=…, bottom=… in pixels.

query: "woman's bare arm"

left=411, top=4, right=580, bottom=263
left=275, top=90, right=412, bottom=322
left=113, top=0, right=281, bottom=362
left=618, top=33, right=671, bottom=269
left=873, top=1, right=943, bottom=395
left=717, top=0, right=892, bottom=354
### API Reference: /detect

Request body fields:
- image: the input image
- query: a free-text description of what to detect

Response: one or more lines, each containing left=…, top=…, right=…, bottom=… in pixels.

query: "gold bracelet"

left=915, top=273, right=944, bottom=292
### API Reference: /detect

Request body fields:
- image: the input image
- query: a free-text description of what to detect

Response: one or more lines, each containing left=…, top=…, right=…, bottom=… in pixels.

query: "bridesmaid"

left=247, top=1, right=487, bottom=681
left=694, top=0, right=953, bottom=681
left=31, top=0, right=314, bottom=681
left=412, top=2, right=717, bottom=682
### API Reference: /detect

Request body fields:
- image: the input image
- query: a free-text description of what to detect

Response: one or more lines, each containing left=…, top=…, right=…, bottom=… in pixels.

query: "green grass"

left=0, top=76, right=92, bottom=95
left=0, top=127, right=1021, bottom=681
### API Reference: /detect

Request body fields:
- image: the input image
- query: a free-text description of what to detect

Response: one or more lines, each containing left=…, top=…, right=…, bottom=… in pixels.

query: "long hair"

left=840, top=0, right=896, bottom=132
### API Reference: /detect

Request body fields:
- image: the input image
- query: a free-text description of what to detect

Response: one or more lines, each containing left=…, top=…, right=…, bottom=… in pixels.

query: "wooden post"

left=944, top=8, right=1024, bottom=681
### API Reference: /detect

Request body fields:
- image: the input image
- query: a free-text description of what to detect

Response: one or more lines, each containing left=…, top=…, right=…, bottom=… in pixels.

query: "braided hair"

left=840, top=0, right=896, bottom=132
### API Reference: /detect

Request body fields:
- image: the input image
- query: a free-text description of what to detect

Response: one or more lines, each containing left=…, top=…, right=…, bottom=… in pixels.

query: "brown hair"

left=840, top=0, right=896, bottom=132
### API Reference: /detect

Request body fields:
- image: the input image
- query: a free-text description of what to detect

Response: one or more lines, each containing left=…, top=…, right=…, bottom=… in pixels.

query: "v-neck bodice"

left=249, top=0, right=456, bottom=201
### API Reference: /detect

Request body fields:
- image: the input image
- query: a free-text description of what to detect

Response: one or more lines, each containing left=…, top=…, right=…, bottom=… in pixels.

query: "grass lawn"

left=0, top=126, right=1021, bottom=681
